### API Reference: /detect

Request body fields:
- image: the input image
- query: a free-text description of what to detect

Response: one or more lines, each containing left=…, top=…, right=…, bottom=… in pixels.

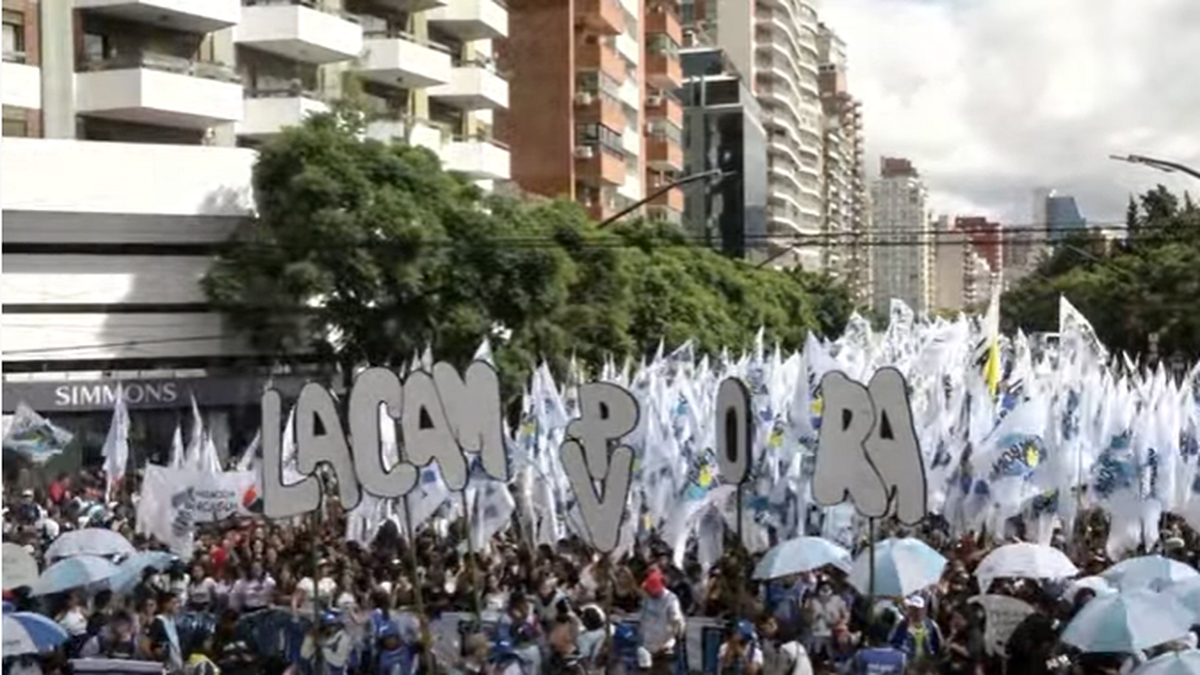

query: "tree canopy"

left=203, top=109, right=855, bottom=398
left=1001, top=185, right=1200, bottom=360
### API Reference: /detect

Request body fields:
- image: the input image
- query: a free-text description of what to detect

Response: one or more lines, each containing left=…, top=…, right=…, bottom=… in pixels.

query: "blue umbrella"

left=29, top=555, right=119, bottom=597
left=44, top=528, right=134, bottom=561
left=753, top=536, right=852, bottom=580
left=1104, top=555, right=1199, bottom=592
left=1061, top=588, right=1192, bottom=654
left=1168, top=578, right=1200, bottom=621
left=111, top=551, right=178, bottom=593
left=847, top=537, right=948, bottom=598
left=3, top=611, right=69, bottom=656
left=1131, top=650, right=1200, bottom=675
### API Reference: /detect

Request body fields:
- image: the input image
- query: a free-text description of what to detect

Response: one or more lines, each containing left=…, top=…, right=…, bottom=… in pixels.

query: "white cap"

left=905, top=595, right=926, bottom=609
left=636, top=647, right=653, bottom=669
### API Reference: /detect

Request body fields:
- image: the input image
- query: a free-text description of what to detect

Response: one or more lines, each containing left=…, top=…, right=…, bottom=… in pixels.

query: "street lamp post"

left=1110, top=154, right=1200, bottom=181
left=596, top=169, right=733, bottom=228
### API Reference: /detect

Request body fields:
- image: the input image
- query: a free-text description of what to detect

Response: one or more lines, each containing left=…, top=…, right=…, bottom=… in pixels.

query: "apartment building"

left=816, top=22, right=869, bottom=302
left=1, top=0, right=509, bottom=181
left=0, top=0, right=509, bottom=461
left=685, top=0, right=825, bottom=269
left=933, top=216, right=996, bottom=313
left=871, top=157, right=934, bottom=315
left=678, top=45, right=768, bottom=260
left=498, top=0, right=685, bottom=224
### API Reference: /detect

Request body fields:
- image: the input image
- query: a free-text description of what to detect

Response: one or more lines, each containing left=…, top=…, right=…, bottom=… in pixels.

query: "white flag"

left=101, top=386, right=130, bottom=500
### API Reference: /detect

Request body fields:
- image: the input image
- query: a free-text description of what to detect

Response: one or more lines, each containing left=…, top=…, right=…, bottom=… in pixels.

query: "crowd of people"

left=5, top=467, right=1200, bottom=675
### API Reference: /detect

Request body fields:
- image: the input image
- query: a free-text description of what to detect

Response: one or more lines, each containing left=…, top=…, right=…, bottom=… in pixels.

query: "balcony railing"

left=80, top=52, right=241, bottom=83
left=244, top=0, right=362, bottom=21
left=4, top=50, right=27, bottom=64
left=451, top=55, right=506, bottom=78
left=362, top=30, right=453, bottom=55
left=245, top=86, right=323, bottom=100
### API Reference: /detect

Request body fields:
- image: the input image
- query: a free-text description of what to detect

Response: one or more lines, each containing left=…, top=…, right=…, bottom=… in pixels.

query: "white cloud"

left=820, top=0, right=1200, bottom=224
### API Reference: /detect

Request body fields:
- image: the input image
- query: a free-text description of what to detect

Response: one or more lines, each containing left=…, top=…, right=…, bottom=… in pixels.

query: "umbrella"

left=1104, top=555, right=1199, bottom=592
left=2, top=542, right=40, bottom=591
left=1131, top=650, right=1200, bottom=675
left=1061, top=588, right=1192, bottom=653
left=3, top=611, right=69, bottom=657
left=975, top=542, right=1078, bottom=593
left=44, top=528, right=134, bottom=560
left=1063, top=576, right=1117, bottom=602
left=847, top=537, right=948, bottom=598
left=111, top=551, right=178, bottom=593
left=29, top=555, right=119, bottom=597
left=1168, top=578, right=1200, bottom=620
left=753, top=536, right=852, bottom=580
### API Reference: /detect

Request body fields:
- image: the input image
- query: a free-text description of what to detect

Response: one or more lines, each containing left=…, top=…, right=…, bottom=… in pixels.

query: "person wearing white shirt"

left=241, top=562, right=275, bottom=612
left=719, top=621, right=764, bottom=675
left=57, top=593, right=89, bottom=638
left=639, top=568, right=685, bottom=675
left=187, top=564, right=218, bottom=610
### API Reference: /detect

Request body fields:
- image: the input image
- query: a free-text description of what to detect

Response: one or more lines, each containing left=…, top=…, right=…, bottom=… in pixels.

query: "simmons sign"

left=2, top=376, right=309, bottom=413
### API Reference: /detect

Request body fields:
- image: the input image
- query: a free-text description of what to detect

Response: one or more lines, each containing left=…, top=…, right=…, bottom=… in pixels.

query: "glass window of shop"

left=1, top=403, right=263, bottom=486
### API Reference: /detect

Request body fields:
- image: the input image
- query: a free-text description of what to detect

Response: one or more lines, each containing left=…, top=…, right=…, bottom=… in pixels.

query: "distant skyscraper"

left=872, top=158, right=933, bottom=315
left=1045, top=192, right=1088, bottom=243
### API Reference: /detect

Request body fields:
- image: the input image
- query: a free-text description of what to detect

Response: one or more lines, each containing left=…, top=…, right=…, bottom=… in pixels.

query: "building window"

left=2, top=106, right=27, bottom=137
left=3, top=9, right=24, bottom=63
left=575, top=122, right=623, bottom=154
left=647, top=33, right=680, bottom=57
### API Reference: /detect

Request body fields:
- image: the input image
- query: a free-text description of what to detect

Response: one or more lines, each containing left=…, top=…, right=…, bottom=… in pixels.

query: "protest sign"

left=2, top=542, right=38, bottom=590
left=811, top=368, right=927, bottom=524
left=969, top=594, right=1036, bottom=656
left=260, top=362, right=507, bottom=519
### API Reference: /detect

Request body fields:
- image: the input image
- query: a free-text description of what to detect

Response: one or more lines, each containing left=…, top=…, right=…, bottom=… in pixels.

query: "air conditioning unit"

left=574, top=146, right=595, bottom=159
left=575, top=92, right=594, bottom=105
left=646, top=95, right=663, bottom=107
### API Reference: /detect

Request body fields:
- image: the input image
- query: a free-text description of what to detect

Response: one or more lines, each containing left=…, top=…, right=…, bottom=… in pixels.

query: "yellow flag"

left=983, top=281, right=1002, bottom=398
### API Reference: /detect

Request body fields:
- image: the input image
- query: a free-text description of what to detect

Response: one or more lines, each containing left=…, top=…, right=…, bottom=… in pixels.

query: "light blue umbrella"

left=3, top=611, right=69, bottom=656
left=1130, top=649, right=1200, bottom=675
left=753, top=536, right=852, bottom=580
left=29, top=555, right=118, bottom=597
left=847, top=537, right=948, bottom=598
left=111, top=551, right=177, bottom=592
left=1168, top=578, right=1200, bottom=620
left=1061, top=588, right=1192, bottom=653
left=44, top=528, right=134, bottom=561
left=1104, top=555, right=1199, bottom=592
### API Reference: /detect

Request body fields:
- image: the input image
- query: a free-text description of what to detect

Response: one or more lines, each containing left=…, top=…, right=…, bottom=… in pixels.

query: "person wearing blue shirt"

left=850, top=629, right=907, bottom=675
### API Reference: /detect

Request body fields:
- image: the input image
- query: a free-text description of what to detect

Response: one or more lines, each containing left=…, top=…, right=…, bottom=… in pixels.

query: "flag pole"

left=401, top=493, right=436, bottom=673
left=460, top=489, right=483, bottom=624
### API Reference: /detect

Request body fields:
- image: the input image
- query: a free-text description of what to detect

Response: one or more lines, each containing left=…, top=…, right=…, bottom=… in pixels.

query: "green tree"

left=1002, top=187, right=1200, bottom=358
left=205, top=108, right=861, bottom=397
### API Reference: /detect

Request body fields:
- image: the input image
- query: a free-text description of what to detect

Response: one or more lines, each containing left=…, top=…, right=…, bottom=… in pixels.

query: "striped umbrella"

left=3, top=611, right=69, bottom=657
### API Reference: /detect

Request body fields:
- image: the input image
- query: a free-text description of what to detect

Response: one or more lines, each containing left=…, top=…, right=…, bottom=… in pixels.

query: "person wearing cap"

left=638, top=567, right=685, bottom=675
left=718, top=619, right=764, bottom=674
left=301, top=610, right=357, bottom=675
left=887, top=595, right=941, bottom=671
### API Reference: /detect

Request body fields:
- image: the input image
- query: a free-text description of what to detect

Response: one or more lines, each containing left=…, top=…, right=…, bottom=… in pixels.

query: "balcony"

left=574, top=144, right=625, bottom=185
left=645, top=5, right=683, bottom=44
left=647, top=184, right=684, bottom=212
left=646, top=133, right=682, bottom=170
left=646, top=51, right=682, bottom=90
left=576, top=39, right=625, bottom=82
left=235, top=2, right=362, bottom=64
left=366, top=116, right=451, bottom=152
left=75, top=53, right=243, bottom=129
left=73, top=0, right=240, bottom=33
left=426, top=0, right=507, bottom=41
left=573, top=91, right=624, bottom=132
left=360, top=33, right=453, bottom=89
left=644, top=94, right=682, bottom=128
left=238, top=90, right=328, bottom=139
left=428, top=63, right=508, bottom=110
left=2, top=55, right=41, bottom=109
left=576, top=0, right=623, bottom=35
left=442, top=137, right=511, bottom=181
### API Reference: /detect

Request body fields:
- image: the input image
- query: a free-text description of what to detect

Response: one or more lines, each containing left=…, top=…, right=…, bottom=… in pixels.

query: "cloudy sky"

left=820, top=0, right=1200, bottom=225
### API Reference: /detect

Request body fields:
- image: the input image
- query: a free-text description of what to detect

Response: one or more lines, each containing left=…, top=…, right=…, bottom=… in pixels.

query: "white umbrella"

left=29, top=556, right=119, bottom=597
left=1104, top=556, right=1199, bottom=592
left=44, top=528, right=133, bottom=560
left=975, top=542, right=1078, bottom=593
